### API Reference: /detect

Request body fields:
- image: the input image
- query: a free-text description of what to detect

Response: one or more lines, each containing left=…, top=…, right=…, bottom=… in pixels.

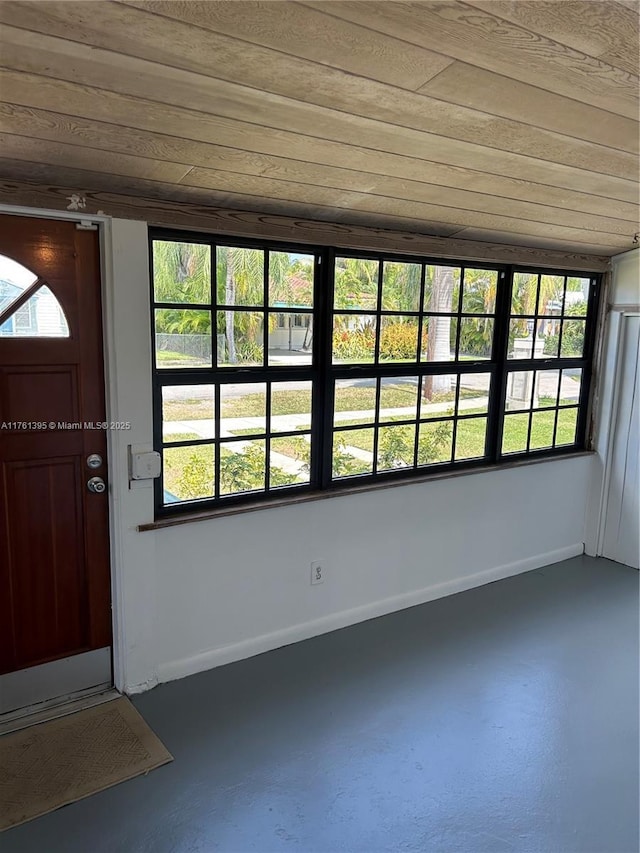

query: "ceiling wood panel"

left=302, top=2, right=638, bottom=117
left=2, top=74, right=637, bottom=206
left=463, top=1, right=639, bottom=71
left=1, top=9, right=636, bottom=160
left=419, top=61, right=638, bottom=154
left=3, top=129, right=635, bottom=225
left=0, top=175, right=613, bottom=268
left=3, top=23, right=636, bottom=179
left=123, top=0, right=456, bottom=90
left=2, top=64, right=636, bottom=187
left=0, top=133, right=633, bottom=245
left=0, top=0, right=636, bottom=256
left=0, top=148, right=631, bottom=252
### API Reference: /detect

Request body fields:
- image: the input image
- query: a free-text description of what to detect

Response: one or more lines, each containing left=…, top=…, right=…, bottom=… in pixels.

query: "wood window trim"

left=138, top=449, right=595, bottom=531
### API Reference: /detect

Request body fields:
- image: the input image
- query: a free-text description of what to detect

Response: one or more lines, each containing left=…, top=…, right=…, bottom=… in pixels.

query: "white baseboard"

left=147, top=543, right=583, bottom=690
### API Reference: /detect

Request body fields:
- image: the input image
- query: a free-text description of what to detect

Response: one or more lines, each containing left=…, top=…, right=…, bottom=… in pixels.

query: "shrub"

left=543, top=300, right=587, bottom=356
left=376, top=420, right=452, bottom=469
left=177, top=451, right=214, bottom=499
left=332, top=325, right=376, bottom=360
left=379, top=322, right=423, bottom=360
left=332, top=435, right=369, bottom=477
left=417, top=421, right=453, bottom=465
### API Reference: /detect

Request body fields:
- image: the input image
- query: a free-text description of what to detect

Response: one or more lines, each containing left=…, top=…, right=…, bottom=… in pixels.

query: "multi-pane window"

left=329, top=256, right=499, bottom=481
left=150, top=231, right=600, bottom=516
left=152, top=237, right=318, bottom=507
left=501, top=271, right=593, bottom=455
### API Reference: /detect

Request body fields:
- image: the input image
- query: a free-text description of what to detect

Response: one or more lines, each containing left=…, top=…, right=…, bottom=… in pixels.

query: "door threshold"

left=0, top=685, right=119, bottom=736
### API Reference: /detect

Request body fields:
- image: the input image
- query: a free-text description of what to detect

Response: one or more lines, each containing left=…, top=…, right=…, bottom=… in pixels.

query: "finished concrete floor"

left=3, top=555, right=639, bottom=853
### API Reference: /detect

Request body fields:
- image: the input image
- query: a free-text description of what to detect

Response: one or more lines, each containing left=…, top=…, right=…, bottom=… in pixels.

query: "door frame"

left=594, top=308, right=640, bottom=557
left=0, top=203, right=126, bottom=694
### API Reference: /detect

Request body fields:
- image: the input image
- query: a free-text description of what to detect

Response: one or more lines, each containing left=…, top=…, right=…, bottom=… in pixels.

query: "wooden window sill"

left=138, top=450, right=594, bottom=531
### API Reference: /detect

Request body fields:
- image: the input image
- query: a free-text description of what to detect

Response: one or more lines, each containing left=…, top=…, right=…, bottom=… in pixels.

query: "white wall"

left=106, top=219, right=594, bottom=694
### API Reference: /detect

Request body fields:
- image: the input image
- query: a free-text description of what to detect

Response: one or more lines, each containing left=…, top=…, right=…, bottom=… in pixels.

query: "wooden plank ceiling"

left=0, top=0, right=638, bottom=256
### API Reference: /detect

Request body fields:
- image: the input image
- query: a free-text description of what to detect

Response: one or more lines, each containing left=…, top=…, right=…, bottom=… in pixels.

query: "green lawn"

left=163, top=392, right=579, bottom=500
left=332, top=406, right=578, bottom=471
left=157, top=350, right=209, bottom=367
left=164, top=383, right=489, bottom=424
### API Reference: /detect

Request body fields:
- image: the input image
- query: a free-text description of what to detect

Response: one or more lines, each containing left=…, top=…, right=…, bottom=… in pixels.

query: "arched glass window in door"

left=0, top=254, right=69, bottom=337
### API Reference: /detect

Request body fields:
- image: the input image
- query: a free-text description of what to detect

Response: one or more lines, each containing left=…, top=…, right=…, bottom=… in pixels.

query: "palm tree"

left=334, top=257, right=378, bottom=310
left=381, top=261, right=421, bottom=311
left=153, top=240, right=211, bottom=337
left=423, top=266, right=456, bottom=400
left=153, top=240, right=211, bottom=305
left=217, top=247, right=265, bottom=363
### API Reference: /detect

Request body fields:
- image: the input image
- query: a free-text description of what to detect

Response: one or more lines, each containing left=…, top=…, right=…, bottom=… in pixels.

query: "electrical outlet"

left=310, top=561, right=324, bottom=585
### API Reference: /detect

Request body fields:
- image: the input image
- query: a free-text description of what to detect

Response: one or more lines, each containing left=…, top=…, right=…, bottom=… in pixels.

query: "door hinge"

left=76, top=221, right=98, bottom=231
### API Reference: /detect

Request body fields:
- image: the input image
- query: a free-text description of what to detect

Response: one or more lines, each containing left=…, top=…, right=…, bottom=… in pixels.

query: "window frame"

left=149, top=228, right=602, bottom=519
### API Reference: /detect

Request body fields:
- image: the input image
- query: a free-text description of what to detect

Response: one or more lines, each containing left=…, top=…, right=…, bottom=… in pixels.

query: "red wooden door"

left=0, top=215, right=111, bottom=677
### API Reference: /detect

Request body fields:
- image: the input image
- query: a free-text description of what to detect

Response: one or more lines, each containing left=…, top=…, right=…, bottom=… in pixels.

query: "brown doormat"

left=0, top=696, right=173, bottom=831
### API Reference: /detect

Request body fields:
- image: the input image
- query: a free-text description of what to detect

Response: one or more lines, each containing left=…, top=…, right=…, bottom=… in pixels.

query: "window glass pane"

left=555, top=408, right=578, bottom=446
left=217, top=247, right=264, bottom=306
left=379, top=316, right=419, bottom=362
left=155, top=309, right=211, bottom=368
left=529, top=410, right=555, bottom=450
left=381, top=261, right=421, bottom=311
left=459, top=373, right=491, bottom=415
left=163, top=443, right=215, bottom=503
left=332, top=429, right=374, bottom=477
left=421, top=316, right=457, bottom=362
left=0, top=254, right=38, bottom=314
left=560, top=320, right=586, bottom=357
left=502, top=413, right=530, bottom=454
left=461, top=269, right=497, bottom=314
left=269, top=251, right=314, bottom=308
left=455, top=416, right=487, bottom=460
left=332, top=314, right=377, bottom=363
left=220, top=383, right=266, bottom=437
left=535, top=370, right=560, bottom=408
left=379, top=376, right=418, bottom=423
left=538, top=275, right=566, bottom=316
left=511, top=272, right=537, bottom=316
left=334, top=379, right=376, bottom=426
left=423, top=265, right=461, bottom=312
left=505, top=370, right=535, bottom=411
left=334, top=257, right=378, bottom=310
left=377, top=424, right=416, bottom=471
left=271, top=380, right=312, bottom=432
left=153, top=240, right=210, bottom=304
left=564, top=279, right=590, bottom=316
left=270, top=435, right=311, bottom=487
left=417, top=420, right=453, bottom=465
left=217, top=311, right=263, bottom=366
left=540, top=320, right=560, bottom=358
left=0, top=285, right=69, bottom=338
left=458, top=318, right=493, bottom=359
left=508, top=318, right=534, bottom=359
left=220, top=439, right=266, bottom=494
left=420, top=374, right=456, bottom=418
left=559, top=369, right=582, bottom=405
left=268, top=312, right=312, bottom=365
left=162, top=385, right=215, bottom=442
